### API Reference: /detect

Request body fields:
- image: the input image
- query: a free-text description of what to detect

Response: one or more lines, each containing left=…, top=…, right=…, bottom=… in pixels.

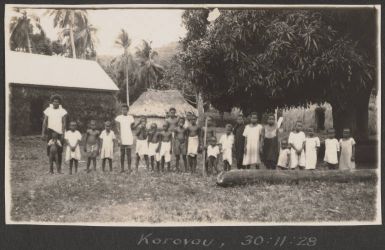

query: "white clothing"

left=277, top=148, right=291, bottom=168
left=324, top=138, right=340, bottom=164
left=64, top=130, right=82, bottom=161
left=136, top=139, right=149, bottom=156
left=100, top=130, right=116, bottom=159
left=288, top=131, right=306, bottom=168
left=339, top=138, right=356, bottom=170
left=187, top=136, right=199, bottom=156
left=115, top=115, right=135, bottom=145
left=305, top=137, right=320, bottom=169
left=242, top=124, right=262, bottom=165
left=156, top=141, right=171, bottom=162
left=207, top=145, right=220, bottom=158
left=219, top=134, right=234, bottom=165
left=43, top=105, right=67, bottom=134
left=148, top=142, right=159, bottom=157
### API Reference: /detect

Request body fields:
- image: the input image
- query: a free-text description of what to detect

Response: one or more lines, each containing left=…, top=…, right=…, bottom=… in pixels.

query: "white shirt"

left=115, top=114, right=135, bottom=145
left=324, top=138, right=340, bottom=164
left=64, top=130, right=82, bottom=147
left=288, top=131, right=306, bottom=150
left=43, top=105, right=67, bottom=134
left=207, top=145, right=220, bottom=158
left=219, top=134, right=234, bottom=151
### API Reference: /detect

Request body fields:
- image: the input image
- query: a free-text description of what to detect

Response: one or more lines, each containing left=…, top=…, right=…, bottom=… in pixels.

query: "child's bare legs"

left=182, top=155, right=187, bottom=172
left=69, top=159, right=74, bottom=174
left=156, top=160, right=160, bottom=172
left=108, top=159, right=112, bottom=171
left=74, top=160, right=78, bottom=173
left=92, top=157, right=97, bottom=171
left=188, top=155, right=194, bottom=173
left=102, top=158, right=106, bottom=172
left=120, top=146, right=126, bottom=172
left=135, top=153, right=140, bottom=171
left=175, top=155, right=181, bottom=172
left=86, top=157, right=92, bottom=172
left=144, top=155, right=149, bottom=170
left=223, top=160, right=230, bottom=172
left=150, top=156, right=155, bottom=171
left=126, top=147, right=132, bottom=173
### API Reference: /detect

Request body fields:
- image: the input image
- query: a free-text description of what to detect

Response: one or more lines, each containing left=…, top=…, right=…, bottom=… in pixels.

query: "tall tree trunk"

left=69, top=11, right=76, bottom=59
left=125, top=61, right=129, bottom=105
left=331, top=102, right=357, bottom=139
left=26, top=32, right=32, bottom=53
left=197, top=90, right=205, bottom=126
left=355, top=88, right=372, bottom=142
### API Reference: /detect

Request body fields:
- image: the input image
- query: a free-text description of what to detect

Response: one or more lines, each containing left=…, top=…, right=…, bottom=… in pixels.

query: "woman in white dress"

left=242, top=112, right=263, bottom=169
left=304, top=127, right=320, bottom=170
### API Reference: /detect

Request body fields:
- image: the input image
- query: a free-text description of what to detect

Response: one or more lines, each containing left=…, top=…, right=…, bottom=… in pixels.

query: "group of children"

left=46, top=104, right=357, bottom=175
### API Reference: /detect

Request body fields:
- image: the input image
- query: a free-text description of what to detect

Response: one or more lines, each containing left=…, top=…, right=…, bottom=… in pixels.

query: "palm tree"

left=9, top=8, right=41, bottom=53
left=111, top=29, right=136, bottom=104
left=46, top=9, right=88, bottom=58
left=71, top=23, right=97, bottom=59
left=135, top=40, right=164, bottom=89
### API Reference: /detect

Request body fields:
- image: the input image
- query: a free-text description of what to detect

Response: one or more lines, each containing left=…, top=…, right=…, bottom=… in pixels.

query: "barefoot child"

left=277, top=138, right=291, bottom=170
left=186, top=115, right=201, bottom=173
left=243, top=112, right=263, bottom=169
left=219, top=124, right=234, bottom=172
left=157, top=123, right=173, bottom=172
left=262, top=114, right=279, bottom=170
left=135, top=117, right=149, bottom=171
left=304, top=127, right=320, bottom=170
left=147, top=123, right=160, bottom=171
left=115, top=104, right=141, bottom=173
left=173, top=117, right=188, bottom=172
left=64, top=121, right=82, bottom=174
left=288, top=121, right=306, bottom=169
left=207, top=136, right=220, bottom=175
left=47, top=131, right=62, bottom=174
left=324, top=128, right=340, bottom=170
left=339, top=128, right=356, bottom=170
left=100, top=121, right=116, bottom=172
left=84, top=120, right=100, bottom=172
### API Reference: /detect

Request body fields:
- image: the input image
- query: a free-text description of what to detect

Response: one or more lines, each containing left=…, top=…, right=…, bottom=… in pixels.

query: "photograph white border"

left=4, top=3, right=382, bottom=226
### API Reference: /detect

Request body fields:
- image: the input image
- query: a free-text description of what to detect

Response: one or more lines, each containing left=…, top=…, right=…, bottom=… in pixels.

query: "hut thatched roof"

left=128, top=89, right=198, bottom=118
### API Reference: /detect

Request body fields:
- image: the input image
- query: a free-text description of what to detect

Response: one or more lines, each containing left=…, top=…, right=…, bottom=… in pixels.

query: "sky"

left=6, top=8, right=187, bottom=55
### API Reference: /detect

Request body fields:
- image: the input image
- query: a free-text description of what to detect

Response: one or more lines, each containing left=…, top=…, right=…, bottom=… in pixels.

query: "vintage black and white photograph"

left=4, top=4, right=381, bottom=225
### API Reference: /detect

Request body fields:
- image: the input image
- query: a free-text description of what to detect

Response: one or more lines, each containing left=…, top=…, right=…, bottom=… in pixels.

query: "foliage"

left=9, top=86, right=117, bottom=135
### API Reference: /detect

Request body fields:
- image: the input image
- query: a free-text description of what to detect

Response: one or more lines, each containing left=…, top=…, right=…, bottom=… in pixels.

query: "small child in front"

left=65, top=121, right=82, bottom=174
left=47, top=131, right=62, bottom=174
left=135, top=117, right=149, bottom=171
left=339, top=128, right=356, bottom=170
left=206, top=136, right=220, bottom=175
left=304, top=127, right=320, bottom=170
left=157, top=122, right=173, bottom=172
left=147, top=123, right=160, bottom=171
left=186, top=115, right=201, bottom=173
left=277, top=138, right=291, bottom=170
left=288, top=121, right=306, bottom=169
left=173, top=117, right=188, bottom=172
left=84, top=120, right=100, bottom=172
left=219, top=124, right=234, bottom=171
left=324, top=128, right=340, bottom=170
left=100, top=121, right=116, bottom=172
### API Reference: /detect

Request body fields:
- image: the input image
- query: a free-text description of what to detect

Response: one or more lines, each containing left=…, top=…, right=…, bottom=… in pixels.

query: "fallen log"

left=216, top=169, right=378, bottom=187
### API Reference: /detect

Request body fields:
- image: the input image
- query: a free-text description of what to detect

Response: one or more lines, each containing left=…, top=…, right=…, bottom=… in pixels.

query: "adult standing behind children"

left=165, top=107, right=179, bottom=132
left=262, top=114, right=279, bottom=170
left=243, top=112, right=264, bottom=169
left=233, top=114, right=245, bottom=169
left=115, top=104, right=141, bottom=173
left=41, top=94, right=68, bottom=174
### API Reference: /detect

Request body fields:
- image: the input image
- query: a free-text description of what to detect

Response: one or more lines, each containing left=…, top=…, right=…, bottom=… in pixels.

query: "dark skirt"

left=263, top=137, right=279, bottom=164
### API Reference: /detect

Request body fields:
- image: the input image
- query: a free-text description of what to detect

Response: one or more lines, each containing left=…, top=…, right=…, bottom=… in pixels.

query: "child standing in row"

left=64, top=121, right=82, bottom=174
left=324, top=128, right=340, bottom=169
left=206, top=136, right=220, bottom=174
left=243, top=112, right=263, bottom=169
left=339, top=128, right=356, bottom=170
left=100, top=121, right=116, bottom=172
left=84, top=120, right=100, bottom=172
left=135, top=117, right=149, bottom=171
left=219, top=124, right=234, bottom=172
left=304, top=127, right=320, bottom=170
left=147, top=123, right=159, bottom=171
left=47, top=132, right=62, bottom=174
left=288, top=121, right=306, bottom=169
left=157, top=123, right=173, bottom=172
left=277, top=138, right=291, bottom=170
left=186, top=115, right=201, bottom=173
left=173, top=117, right=188, bottom=172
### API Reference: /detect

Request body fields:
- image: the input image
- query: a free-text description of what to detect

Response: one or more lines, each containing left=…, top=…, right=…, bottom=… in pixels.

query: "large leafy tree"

left=135, top=40, right=164, bottom=89
left=110, top=29, right=137, bottom=104
left=46, top=9, right=89, bottom=58
left=180, top=9, right=376, bottom=140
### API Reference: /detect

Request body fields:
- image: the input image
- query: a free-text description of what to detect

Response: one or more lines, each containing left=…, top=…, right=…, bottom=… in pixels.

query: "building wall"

left=9, top=85, right=118, bottom=135
left=133, top=116, right=166, bottom=129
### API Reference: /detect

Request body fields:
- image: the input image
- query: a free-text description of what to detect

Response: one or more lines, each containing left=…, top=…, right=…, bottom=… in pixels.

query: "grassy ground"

left=9, top=135, right=377, bottom=223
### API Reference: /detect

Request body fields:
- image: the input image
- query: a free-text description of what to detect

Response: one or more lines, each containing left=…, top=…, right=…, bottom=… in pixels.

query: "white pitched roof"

left=6, top=51, right=119, bottom=91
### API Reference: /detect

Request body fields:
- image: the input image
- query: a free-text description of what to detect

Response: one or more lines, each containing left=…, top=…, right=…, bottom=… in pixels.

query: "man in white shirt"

left=41, top=94, right=67, bottom=173
left=115, top=104, right=141, bottom=173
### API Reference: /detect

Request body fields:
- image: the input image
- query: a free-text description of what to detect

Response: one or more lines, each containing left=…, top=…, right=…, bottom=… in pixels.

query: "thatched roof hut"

left=129, top=89, right=197, bottom=126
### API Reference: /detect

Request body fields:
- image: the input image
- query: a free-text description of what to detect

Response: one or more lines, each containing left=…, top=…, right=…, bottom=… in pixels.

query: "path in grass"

left=9, top=136, right=377, bottom=223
